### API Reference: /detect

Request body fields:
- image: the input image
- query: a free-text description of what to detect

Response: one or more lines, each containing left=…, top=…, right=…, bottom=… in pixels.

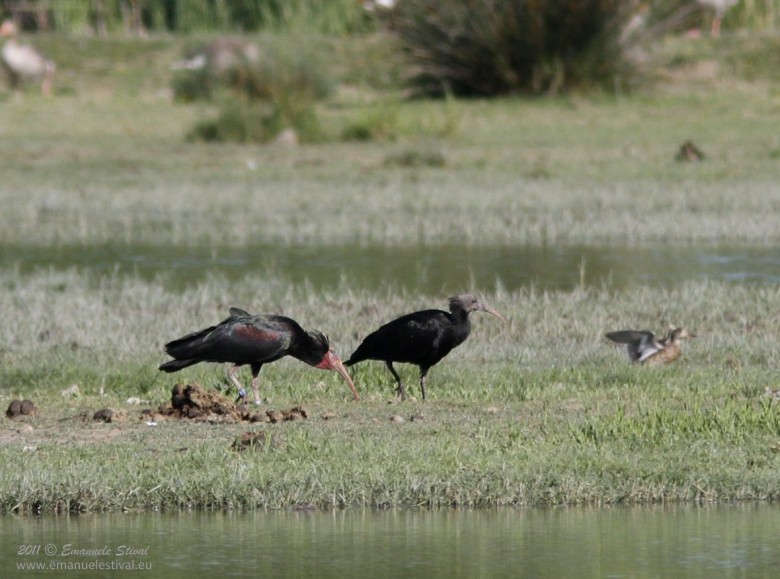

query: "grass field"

left=1, top=32, right=780, bottom=513
left=1, top=271, right=779, bottom=512
left=2, top=35, right=780, bottom=249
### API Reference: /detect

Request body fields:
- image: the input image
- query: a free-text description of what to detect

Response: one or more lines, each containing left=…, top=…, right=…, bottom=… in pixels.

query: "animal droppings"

left=6, top=399, right=36, bottom=419
left=156, top=384, right=310, bottom=425
left=93, top=408, right=114, bottom=423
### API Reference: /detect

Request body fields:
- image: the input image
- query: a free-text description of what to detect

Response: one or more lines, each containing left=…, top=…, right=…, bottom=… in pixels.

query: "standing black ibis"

left=159, top=307, right=359, bottom=403
left=606, top=327, right=696, bottom=366
left=345, top=294, right=505, bottom=400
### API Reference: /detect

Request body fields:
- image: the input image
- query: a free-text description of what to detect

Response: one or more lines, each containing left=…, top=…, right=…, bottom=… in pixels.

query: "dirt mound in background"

left=91, top=408, right=128, bottom=423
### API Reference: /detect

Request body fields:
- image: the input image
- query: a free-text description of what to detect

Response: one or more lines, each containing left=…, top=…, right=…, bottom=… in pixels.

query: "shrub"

left=173, top=35, right=333, bottom=103
left=392, top=0, right=639, bottom=96
left=341, top=96, right=460, bottom=143
left=248, top=36, right=334, bottom=103
left=178, top=34, right=330, bottom=143
left=172, top=65, right=215, bottom=102
left=341, top=105, right=400, bottom=142
left=187, top=100, right=281, bottom=143
left=187, top=98, right=322, bottom=144
left=384, top=147, right=447, bottom=168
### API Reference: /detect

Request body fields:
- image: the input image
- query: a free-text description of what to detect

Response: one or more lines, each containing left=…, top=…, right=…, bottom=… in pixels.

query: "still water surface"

left=3, top=243, right=780, bottom=293
left=2, top=505, right=780, bottom=577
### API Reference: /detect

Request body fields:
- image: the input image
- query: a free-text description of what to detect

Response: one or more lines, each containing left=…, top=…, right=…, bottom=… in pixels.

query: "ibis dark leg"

left=419, top=367, right=429, bottom=401
left=386, top=361, right=406, bottom=400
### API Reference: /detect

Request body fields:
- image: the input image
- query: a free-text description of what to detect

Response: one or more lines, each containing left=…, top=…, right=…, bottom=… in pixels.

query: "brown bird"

left=0, top=20, right=55, bottom=96
left=606, top=327, right=696, bottom=365
left=697, top=0, right=738, bottom=37
left=159, top=307, right=359, bottom=404
left=345, top=294, right=505, bottom=400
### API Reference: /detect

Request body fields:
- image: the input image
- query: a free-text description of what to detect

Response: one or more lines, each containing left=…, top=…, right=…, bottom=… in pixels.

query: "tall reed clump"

left=396, top=0, right=761, bottom=96
left=39, top=0, right=780, bottom=38
left=251, top=0, right=376, bottom=35
left=391, top=0, right=638, bottom=96
left=726, top=0, right=780, bottom=31
left=47, top=0, right=375, bottom=35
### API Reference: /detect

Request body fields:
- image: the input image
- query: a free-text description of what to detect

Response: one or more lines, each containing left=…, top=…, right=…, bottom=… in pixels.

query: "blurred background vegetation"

left=4, top=0, right=378, bottom=34
left=9, top=0, right=780, bottom=36
left=4, top=0, right=780, bottom=142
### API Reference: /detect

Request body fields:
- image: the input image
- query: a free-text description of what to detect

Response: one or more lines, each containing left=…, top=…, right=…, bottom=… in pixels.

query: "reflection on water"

left=2, top=504, right=780, bottom=577
left=2, top=243, right=780, bottom=294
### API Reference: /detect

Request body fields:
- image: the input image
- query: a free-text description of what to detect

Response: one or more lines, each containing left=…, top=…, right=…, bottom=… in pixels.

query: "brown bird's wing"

left=606, top=330, right=661, bottom=363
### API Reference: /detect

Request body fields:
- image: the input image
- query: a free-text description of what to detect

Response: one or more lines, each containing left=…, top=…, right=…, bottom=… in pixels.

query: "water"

left=3, top=505, right=779, bottom=577
left=3, top=242, right=780, bottom=293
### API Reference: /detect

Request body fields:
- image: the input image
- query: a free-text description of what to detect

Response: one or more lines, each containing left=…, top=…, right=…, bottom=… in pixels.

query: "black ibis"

left=345, top=294, right=505, bottom=400
left=159, top=307, right=359, bottom=404
left=606, top=327, right=696, bottom=365
left=0, top=20, right=55, bottom=96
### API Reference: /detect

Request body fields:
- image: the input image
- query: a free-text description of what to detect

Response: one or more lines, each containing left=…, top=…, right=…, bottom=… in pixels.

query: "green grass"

left=3, top=92, right=780, bottom=247
left=2, top=32, right=780, bottom=512
left=1, top=271, right=780, bottom=512
left=3, top=36, right=780, bottom=248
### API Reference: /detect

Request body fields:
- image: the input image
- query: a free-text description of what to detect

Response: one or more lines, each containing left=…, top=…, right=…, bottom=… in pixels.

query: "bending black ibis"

left=606, top=327, right=696, bottom=365
left=345, top=294, right=505, bottom=400
left=159, top=307, right=359, bottom=403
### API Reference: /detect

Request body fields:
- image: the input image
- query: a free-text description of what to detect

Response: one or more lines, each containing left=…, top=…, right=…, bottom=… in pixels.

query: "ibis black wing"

left=349, top=309, right=453, bottom=365
left=164, top=314, right=295, bottom=366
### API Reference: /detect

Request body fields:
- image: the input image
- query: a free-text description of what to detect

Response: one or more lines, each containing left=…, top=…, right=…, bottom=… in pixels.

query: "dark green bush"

left=173, top=35, right=333, bottom=103
left=178, top=35, right=330, bottom=143
left=187, top=100, right=282, bottom=143
left=341, top=105, right=399, bottom=142
left=248, top=37, right=334, bottom=103
left=384, top=147, right=447, bottom=168
left=171, top=66, right=215, bottom=102
left=393, top=0, right=638, bottom=96
left=187, top=98, right=322, bottom=144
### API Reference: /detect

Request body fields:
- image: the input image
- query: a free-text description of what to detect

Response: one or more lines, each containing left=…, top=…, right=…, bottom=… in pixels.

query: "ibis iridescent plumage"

left=159, top=307, right=359, bottom=403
